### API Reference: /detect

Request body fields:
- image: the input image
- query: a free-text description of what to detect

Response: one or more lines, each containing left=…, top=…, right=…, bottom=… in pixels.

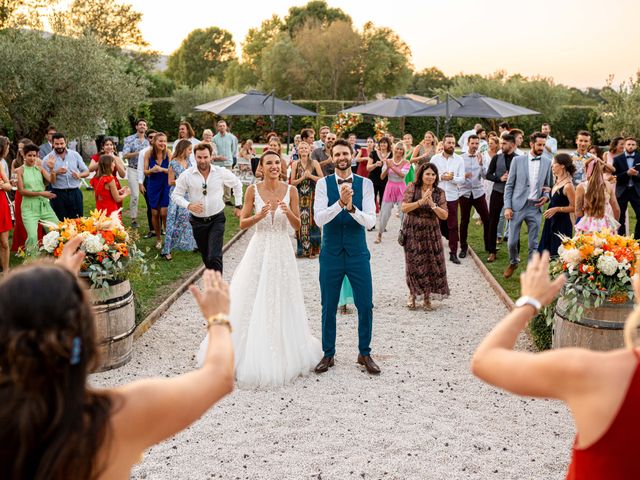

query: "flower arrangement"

left=332, top=112, right=362, bottom=136
left=373, top=117, right=390, bottom=140
left=550, top=229, right=640, bottom=321
left=41, top=209, right=146, bottom=288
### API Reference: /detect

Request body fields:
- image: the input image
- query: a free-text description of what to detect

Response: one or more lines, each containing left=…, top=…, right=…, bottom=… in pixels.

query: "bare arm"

left=575, top=184, right=585, bottom=218
left=609, top=183, right=620, bottom=219
left=239, top=185, right=269, bottom=230
left=110, top=270, right=233, bottom=451
left=281, top=186, right=301, bottom=230
left=168, top=165, right=176, bottom=186
left=366, top=156, right=378, bottom=172
left=289, top=161, right=304, bottom=186
left=107, top=179, right=129, bottom=203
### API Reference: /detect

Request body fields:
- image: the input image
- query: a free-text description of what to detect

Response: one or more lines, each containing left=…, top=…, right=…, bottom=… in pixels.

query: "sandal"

left=374, top=233, right=382, bottom=244
left=407, top=296, right=416, bottom=310
left=155, top=241, right=162, bottom=250
left=423, top=298, right=433, bottom=311
left=164, top=254, right=172, bottom=261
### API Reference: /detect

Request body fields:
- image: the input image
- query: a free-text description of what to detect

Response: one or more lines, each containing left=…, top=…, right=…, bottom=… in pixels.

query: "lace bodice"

left=253, top=184, right=292, bottom=235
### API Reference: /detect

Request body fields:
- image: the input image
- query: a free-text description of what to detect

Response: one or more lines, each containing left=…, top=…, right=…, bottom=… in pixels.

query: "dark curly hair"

left=0, top=263, right=113, bottom=480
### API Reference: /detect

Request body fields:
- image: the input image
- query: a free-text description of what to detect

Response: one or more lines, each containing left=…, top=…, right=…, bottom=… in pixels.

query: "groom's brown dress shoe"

left=357, top=355, right=381, bottom=375
left=315, top=356, right=335, bottom=373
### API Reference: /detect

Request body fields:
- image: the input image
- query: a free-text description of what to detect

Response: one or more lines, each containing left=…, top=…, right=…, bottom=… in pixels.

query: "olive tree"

left=0, top=30, right=147, bottom=143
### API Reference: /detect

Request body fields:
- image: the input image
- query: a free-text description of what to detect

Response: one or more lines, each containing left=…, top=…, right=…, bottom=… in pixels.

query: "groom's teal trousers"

left=319, top=250, right=373, bottom=357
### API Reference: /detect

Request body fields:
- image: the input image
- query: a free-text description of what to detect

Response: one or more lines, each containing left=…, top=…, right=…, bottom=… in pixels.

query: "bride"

left=198, top=150, right=322, bottom=387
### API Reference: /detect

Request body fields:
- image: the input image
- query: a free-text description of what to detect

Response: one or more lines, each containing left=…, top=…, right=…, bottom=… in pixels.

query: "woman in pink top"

left=472, top=252, right=640, bottom=479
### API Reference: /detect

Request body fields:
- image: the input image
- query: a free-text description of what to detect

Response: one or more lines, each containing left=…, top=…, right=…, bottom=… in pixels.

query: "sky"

left=123, top=0, right=639, bottom=89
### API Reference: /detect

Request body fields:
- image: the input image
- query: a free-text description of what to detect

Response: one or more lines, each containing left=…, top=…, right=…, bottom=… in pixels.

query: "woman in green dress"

left=16, top=144, right=59, bottom=255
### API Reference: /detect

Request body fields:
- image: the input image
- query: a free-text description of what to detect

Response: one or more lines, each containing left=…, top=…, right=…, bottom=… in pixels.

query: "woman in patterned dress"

left=162, top=140, right=197, bottom=260
left=401, top=162, right=450, bottom=310
left=290, top=141, right=323, bottom=258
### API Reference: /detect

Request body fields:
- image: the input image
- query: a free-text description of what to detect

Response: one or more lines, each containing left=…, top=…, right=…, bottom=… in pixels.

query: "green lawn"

left=10, top=183, right=241, bottom=324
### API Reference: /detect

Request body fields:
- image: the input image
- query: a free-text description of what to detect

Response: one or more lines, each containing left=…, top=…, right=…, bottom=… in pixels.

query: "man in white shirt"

left=541, top=123, right=557, bottom=162
left=503, top=132, right=552, bottom=278
left=313, top=125, right=330, bottom=150
left=458, top=123, right=482, bottom=154
left=313, top=138, right=379, bottom=375
left=430, top=133, right=466, bottom=263
left=458, top=135, right=490, bottom=258
left=171, top=143, right=243, bottom=272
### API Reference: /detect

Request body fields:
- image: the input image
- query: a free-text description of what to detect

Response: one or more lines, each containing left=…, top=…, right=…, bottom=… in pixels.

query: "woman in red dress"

left=90, top=155, right=129, bottom=219
left=89, top=138, right=126, bottom=207
left=355, top=137, right=375, bottom=178
left=0, top=137, right=12, bottom=273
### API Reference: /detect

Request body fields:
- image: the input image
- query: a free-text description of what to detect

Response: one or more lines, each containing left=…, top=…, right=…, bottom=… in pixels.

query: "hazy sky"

left=125, top=0, right=638, bottom=89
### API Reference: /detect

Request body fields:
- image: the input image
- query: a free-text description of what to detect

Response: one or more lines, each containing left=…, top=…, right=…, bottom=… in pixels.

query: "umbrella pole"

left=270, top=89, right=276, bottom=131
left=286, top=95, right=292, bottom=154
left=445, top=92, right=450, bottom=135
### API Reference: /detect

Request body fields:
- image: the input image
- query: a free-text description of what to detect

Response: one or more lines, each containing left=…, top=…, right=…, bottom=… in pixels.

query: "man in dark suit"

left=613, top=137, right=640, bottom=237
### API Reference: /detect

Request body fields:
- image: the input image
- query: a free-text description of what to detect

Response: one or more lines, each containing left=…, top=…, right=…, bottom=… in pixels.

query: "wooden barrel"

left=553, top=295, right=633, bottom=351
left=91, top=280, right=136, bottom=372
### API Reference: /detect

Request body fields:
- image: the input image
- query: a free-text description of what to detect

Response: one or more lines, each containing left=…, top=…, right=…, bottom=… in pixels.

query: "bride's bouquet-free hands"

left=190, top=270, right=230, bottom=320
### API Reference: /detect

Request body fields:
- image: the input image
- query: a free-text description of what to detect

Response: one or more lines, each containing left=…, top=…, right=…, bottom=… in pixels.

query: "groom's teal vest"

left=322, top=174, right=368, bottom=256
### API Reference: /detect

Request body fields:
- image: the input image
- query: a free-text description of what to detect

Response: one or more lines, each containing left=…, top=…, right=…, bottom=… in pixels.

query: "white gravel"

left=92, top=214, right=573, bottom=479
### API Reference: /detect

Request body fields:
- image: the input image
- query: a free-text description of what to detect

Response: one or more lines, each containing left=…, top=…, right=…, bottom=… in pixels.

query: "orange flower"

left=100, top=230, right=115, bottom=245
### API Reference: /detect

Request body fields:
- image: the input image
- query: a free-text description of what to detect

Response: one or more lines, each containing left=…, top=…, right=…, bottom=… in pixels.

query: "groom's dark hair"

left=331, top=138, right=352, bottom=155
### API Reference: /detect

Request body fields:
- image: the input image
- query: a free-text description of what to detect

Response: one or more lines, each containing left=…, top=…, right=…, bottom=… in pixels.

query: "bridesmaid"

left=162, top=140, right=197, bottom=261
left=290, top=141, right=323, bottom=258
left=16, top=144, right=59, bottom=255
left=538, top=154, right=575, bottom=256
left=144, top=132, right=171, bottom=250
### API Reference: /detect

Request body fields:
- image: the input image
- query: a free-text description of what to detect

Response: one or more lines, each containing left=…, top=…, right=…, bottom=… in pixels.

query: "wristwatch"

left=347, top=205, right=356, bottom=214
left=514, top=296, right=542, bottom=314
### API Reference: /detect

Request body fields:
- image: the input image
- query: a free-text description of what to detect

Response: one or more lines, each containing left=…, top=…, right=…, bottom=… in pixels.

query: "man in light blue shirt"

left=541, top=123, right=557, bottom=162
left=212, top=120, right=235, bottom=168
left=42, top=133, right=89, bottom=219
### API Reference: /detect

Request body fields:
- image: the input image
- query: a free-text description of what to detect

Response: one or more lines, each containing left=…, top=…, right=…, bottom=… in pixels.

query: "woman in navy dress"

left=538, top=153, right=576, bottom=257
left=144, top=132, right=171, bottom=250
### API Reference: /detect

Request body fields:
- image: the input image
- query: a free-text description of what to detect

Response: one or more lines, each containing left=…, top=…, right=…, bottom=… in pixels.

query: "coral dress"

left=90, top=175, right=119, bottom=218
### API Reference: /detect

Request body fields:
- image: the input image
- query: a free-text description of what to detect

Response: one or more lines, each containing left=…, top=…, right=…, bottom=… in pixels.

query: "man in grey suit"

left=38, top=126, right=56, bottom=159
left=503, top=132, right=552, bottom=278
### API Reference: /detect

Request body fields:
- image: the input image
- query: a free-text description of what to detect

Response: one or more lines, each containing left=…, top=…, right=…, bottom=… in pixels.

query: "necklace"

left=392, top=157, right=403, bottom=166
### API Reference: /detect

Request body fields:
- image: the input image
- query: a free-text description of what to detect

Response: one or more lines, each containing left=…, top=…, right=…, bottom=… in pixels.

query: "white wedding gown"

left=197, top=184, right=323, bottom=388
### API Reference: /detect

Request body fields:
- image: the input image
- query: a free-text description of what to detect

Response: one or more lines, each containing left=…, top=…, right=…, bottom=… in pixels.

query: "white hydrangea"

left=42, top=231, right=60, bottom=253
left=82, top=234, right=104, bottom=254
left=593, top=248, right=604, bottom=256
left=597, top=253, right=619, bottom=276
left=560, top=247, right=582, bottom=266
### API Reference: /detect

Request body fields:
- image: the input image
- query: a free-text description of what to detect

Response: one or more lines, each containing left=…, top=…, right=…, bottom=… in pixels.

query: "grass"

left=9, top=182, right=241, bottom=324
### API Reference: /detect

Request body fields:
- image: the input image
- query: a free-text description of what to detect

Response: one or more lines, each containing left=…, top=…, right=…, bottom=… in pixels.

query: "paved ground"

left=93, top=214, right=573, bottom=480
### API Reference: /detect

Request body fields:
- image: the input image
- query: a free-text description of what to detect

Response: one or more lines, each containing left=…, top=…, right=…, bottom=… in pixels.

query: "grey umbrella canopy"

left=341, top=95, right=436, bottom=117
left=408, top=92, right=539, bottom=118
left=195, top=90, right=317, bottom=117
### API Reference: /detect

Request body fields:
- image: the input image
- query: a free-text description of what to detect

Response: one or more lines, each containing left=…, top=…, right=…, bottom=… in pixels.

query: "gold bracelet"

left=205, top=313, right=232, bottom=332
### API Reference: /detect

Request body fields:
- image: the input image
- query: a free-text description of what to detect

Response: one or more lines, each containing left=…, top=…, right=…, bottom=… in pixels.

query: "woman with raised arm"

left=472, top=252, right=640, bottom=479
left=0, top=235, right=234, bottom=479
left=198, top=150, right=322, bottom=387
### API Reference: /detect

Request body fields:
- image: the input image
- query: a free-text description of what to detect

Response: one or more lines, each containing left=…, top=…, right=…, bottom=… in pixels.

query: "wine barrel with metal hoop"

left=91, top=280, right=136, bottom=372
left=552, top=295, right=633, bottom=351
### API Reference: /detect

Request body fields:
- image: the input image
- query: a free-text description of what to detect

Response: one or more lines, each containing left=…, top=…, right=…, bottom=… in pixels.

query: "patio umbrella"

left=408, top=92, right=539, bottom=119
left=195, top=90, right=317, bottom=117
left=195, top=90, right=316, bottom=152
left=341, top=95, right=436, bottom=117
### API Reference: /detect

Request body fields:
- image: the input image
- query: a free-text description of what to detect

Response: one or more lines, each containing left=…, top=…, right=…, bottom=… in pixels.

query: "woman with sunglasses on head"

left=0, top=235, right=234, bottom=480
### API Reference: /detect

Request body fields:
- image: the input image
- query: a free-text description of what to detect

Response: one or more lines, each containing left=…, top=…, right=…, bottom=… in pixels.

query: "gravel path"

left=93, top=214, right=573, bottom=479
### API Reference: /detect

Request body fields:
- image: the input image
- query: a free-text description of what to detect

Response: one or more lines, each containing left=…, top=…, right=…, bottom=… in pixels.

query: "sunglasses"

left=202, top=182, right=207, bottom=196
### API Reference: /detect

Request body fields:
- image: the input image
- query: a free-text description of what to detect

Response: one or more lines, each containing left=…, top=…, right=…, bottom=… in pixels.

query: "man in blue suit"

left=613, top=137, right=640, bottom=237
left=313, top=138, right=380, bottom=375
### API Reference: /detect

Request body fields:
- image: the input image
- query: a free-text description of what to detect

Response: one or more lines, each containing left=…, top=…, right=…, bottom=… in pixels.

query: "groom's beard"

left=336, top=161, right=350, bottom=171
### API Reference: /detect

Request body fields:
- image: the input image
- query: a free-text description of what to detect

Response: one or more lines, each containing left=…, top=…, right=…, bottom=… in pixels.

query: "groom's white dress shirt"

left=171, top=165, right=243, bottom=218
left=314, top=174, right=376, bottom=230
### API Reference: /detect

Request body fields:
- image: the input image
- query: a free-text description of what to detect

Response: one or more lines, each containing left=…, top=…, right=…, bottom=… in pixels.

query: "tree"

left=357, top=22, right=412, bottom=99
left=172, top=79, right=236, bottom=133
left=409, top=67, right=452, bottom=97
left=241, top=14, right=283, bottom=78
left=223, top=60, right=258, bottom=92
left=284, top=0, right=351, bottom=35
left=50, top=0, right=148, bottom=49
left=293, top=20, right=360, bottom=99
left=0, top=30, right=147, bottom=143
left=167, top=27, right=236, bottom=87
left=260, top=33, right=308, bottom=98
left=597, top=73, right=640, bottom=139
left=0, top=0, right=57, bottom=29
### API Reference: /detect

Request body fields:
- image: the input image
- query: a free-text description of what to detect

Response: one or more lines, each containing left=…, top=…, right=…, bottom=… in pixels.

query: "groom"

left=313, top=138, right=380, bottom=375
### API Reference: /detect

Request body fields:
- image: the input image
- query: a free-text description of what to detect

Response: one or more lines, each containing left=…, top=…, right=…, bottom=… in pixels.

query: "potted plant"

left=546, top=229, right=640, bottom=351
left=41, top=209, right=147, bottom=371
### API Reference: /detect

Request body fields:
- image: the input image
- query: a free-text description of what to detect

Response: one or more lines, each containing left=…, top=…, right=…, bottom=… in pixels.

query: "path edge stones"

left=133, top=228, right=248, bottom=340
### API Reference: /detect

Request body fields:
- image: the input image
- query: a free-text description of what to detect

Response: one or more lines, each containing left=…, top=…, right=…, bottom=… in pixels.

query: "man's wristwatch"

left=514, top=296, right=542, bottom=314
